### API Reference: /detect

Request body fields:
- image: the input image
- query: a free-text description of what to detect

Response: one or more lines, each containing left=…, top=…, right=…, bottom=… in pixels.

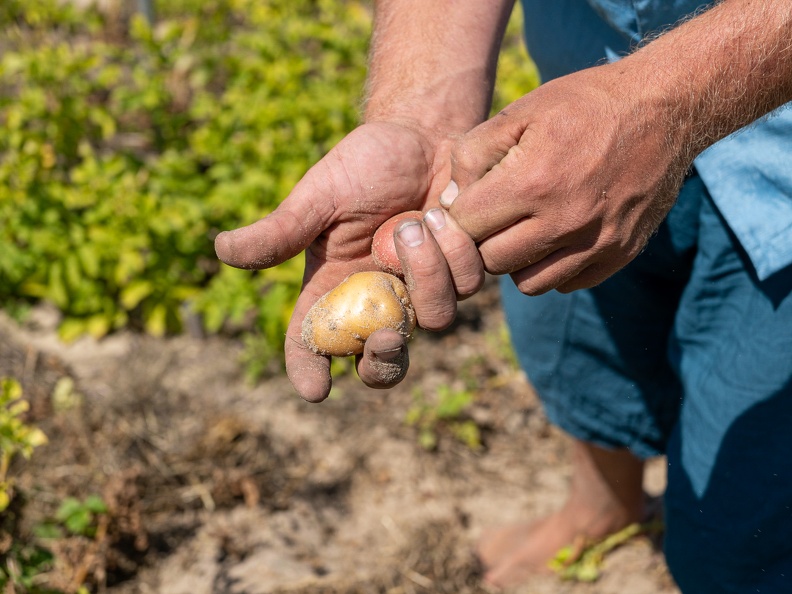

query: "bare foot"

left=478, top=440, right=647, bottom=589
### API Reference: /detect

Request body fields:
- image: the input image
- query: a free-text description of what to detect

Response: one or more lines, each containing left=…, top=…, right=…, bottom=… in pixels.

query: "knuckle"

left=432, top=233, right=484, bottom=297
left=454, top=269, right=485, bottom=298
left=514, top=276, right=551, bottom=297
left=480, top=245, right=514, bottom=276
left=482, top=258, right=510, bottom=276
left=359, top=358, right=408, bottom=389
left=406, top=252, right=449, bottom=284
left=417, top=305, right=457, bottom=332
left=517, top=160, right=551, bottom=196
left=442, top=241, right=482, bottom=274
left=451, top=142, right=482, bottom=181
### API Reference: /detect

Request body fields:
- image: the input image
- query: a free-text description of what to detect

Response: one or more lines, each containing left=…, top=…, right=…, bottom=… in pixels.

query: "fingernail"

left=397, top=221, right=424, bottom=247
left=374, top=346, right=404, bottom=362
left=424, top=208, right=446, bottom=231
left=439, top=180, right=459, bottom=207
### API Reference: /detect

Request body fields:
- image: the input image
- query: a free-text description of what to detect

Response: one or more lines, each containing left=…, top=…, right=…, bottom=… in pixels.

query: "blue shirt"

left=519, top=0, right=792, bottom=280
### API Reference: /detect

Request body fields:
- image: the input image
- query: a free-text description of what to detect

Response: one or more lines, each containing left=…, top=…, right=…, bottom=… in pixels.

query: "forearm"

left=364, top=0, right=515, bottom=137
left=623, top=0, right=792, bottom=164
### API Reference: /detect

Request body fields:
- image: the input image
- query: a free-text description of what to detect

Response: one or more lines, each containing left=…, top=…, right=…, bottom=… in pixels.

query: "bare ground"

left=1, top=278, right=680, bottom=594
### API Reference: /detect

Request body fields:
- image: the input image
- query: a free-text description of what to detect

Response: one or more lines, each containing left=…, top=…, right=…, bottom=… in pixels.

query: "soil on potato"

left=0, top=278, right=679, bottom=594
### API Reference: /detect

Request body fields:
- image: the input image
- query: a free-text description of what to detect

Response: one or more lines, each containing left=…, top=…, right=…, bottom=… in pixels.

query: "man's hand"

left=214, top=0, right=515, bottom=402
left=439, top=62, right=690, bottom=295
left=436, top=0, right=792, bottom=296
left=215, top=122, right=477, bottom=402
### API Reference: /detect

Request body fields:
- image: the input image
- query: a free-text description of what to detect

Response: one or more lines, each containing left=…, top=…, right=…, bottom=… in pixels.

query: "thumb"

left=440, top=109, right=524, bottom=207
left=215, top=159, right=338, bottom=270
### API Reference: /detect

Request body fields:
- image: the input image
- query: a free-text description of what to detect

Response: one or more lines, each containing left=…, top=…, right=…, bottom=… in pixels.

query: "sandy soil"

left=1, top=278, right=680, bottom=594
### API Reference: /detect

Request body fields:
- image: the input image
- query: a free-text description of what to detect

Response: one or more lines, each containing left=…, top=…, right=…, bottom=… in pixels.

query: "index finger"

left=445, top=146, right=541, bottom=243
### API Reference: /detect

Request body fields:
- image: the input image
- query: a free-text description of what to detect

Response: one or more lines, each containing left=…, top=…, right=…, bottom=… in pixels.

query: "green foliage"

left=1, top=490, right=106, bottom=593
left=492, top=2, right=541, bottom=112
left=0, top=0, right=100, bottom=31
left=548, top=520, right=664, bottom=582
left=0, top=0, right=370, bottom=358
left=0, top=544, right=57, bottom=594
left=53, top=495, right=108, bottom=538
left=0, top=0, right=537, bottom=373
left=0, top=378, right=56, bottom=593
left=406, top=384, right=482, bottom=451
left=0, top=378, right=48, bottom=512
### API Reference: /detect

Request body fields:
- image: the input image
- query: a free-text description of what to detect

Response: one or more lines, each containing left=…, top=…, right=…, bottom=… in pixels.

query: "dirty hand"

left=214, top=122, right=480, bottom=402
left=439, top=63, right=693, bottom=295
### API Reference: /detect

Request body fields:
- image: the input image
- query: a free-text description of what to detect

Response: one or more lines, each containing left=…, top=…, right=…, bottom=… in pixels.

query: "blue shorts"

left=501, top=172, right=792, bottom=593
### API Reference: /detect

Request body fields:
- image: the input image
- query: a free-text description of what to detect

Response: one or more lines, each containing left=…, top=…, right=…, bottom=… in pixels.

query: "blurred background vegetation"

left=0, top=2, right=541, bottom=590
left=0, top=0, right=538, bottom=374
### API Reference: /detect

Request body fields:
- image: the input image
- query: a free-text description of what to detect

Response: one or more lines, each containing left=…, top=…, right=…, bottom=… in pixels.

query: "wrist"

left=362, top=0, right=514, bottom=144
left=620, top=0, right=792, bottom=162
left=364, top=76, right=492, bottom=137
left=606, top=54, right=701, bottom=174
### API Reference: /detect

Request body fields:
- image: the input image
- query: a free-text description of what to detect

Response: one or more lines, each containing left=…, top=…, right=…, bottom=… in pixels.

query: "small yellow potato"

left=302, top=271, right=417, bottom=356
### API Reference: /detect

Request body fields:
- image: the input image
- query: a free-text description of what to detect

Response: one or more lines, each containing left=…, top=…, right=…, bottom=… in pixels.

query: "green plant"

left=491, top=2, right=540, bottom=113
left=549, top=519, right=664, bottom=582
left=0, top=0, right=538, bottom=372
left=0, top=544, right=57, bottom=593
left=405, top=384, right=482, bottom=451
left=7, top=494, right=109, bottom=592
left=0, top=378, right=47, bottom=512
left=0, top=0, right=369, bottom=358
left=53, top=495, right=108, bottom=538
left=0, top=378, right=54, bottom=592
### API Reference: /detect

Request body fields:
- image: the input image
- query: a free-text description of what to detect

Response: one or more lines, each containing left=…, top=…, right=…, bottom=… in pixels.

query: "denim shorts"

left=500, top=172, right=792, bottom=593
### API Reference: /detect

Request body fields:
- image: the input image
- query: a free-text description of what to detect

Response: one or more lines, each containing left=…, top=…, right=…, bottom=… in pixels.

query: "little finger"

left=476, top=218, right=561, bottom=276
left=509, top=248, right=593, bottom=296
left=355, top=329, right=410, bottom=389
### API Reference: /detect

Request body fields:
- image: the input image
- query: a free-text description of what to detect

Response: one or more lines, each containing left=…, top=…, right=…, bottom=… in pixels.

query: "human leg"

left=479, top=441, right=645, bottom=587
left=482, top=174, right=704, bottom=585
left=663, top=194, right=792, bottom=593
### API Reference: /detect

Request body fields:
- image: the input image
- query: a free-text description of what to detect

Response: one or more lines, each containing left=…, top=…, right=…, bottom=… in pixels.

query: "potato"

left=371, top=210, right=423, bottom=277
left=302, top=271, right=417, bottom=356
